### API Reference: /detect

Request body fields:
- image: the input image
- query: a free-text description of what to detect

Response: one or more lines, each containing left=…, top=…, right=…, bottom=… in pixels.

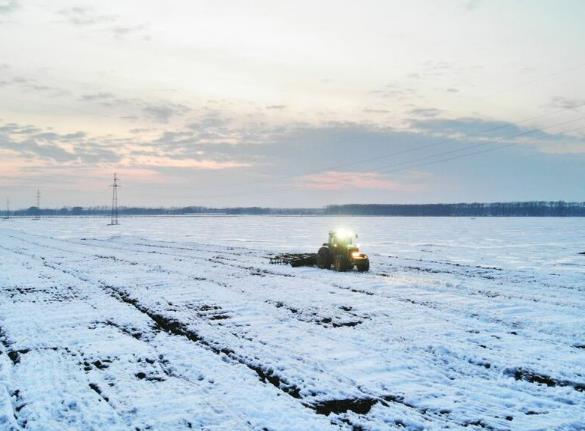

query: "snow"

left=0, top=216, right=584, bottom=430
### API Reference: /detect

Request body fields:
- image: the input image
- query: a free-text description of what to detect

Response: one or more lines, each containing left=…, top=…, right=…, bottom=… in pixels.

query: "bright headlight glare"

left=335, top=228, right=354, bottom=239
left=351, top=251, right=360, bottom=258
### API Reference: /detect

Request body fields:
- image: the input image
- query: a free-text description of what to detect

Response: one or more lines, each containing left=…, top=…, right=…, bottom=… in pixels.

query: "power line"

left=369, top=115, right=585, bottom=176
left=372, top=123, right=585, bottom=179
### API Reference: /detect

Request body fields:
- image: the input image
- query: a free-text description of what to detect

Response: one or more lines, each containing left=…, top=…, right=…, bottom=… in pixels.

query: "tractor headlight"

left=334, top=228, right=354, bottom=239
left=351, top=251, right=361, bottom=258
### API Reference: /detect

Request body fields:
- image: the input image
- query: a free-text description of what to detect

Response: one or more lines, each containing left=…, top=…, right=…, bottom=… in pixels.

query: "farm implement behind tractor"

left=270, top=229, right=370, bottom=272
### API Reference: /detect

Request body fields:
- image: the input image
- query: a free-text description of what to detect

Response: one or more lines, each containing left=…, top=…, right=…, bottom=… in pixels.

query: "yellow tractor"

left=317, top=229, right=370, bottom=272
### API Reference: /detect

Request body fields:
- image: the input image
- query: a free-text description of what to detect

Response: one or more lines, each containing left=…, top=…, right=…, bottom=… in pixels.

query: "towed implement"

left=270, top=229, right=370, bottom=272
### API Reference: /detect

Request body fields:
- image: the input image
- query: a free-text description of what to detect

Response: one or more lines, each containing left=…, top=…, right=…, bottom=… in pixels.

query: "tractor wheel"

left=334, top=254, right=351, bottom=272
left=356, top=259, right=370, bottom=272
left=317, top=247, right=332, bottom=269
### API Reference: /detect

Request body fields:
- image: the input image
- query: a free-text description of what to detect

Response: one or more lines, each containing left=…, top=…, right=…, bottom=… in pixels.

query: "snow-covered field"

left=0, top=216, right=584, bottom=431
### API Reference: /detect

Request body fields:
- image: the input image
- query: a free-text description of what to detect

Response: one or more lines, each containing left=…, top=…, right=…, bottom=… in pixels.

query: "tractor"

left=316, top=229, right=370, bottom=272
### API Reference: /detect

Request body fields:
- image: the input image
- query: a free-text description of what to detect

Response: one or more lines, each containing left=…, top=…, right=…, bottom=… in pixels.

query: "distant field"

left=0, top=217, right=584, bottom=430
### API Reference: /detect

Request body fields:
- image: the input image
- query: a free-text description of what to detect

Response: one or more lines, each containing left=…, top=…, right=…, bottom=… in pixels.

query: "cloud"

left=0, top=123, right=42, bottom=134
left=409, top=116, right=585, bottom=154
left=142, top=103, right=190, bottom=123
left=550, top=96, right=585, bottom=111
left=406, top=61, right=454, bottom=81
left=0, top=122, right=120, bottom=163
left=57, top=6, right=115, bottom=26
left=464, top=0, right=482, bottom=12
left=409, top=108, right=443, bottom=118
left=129, top=128, right=152, bottom=134
left=3, top=111, right=582, bottom=206
left=3, top=114, right=584, bottom=206
left=142, top=121, right=443, bottom=180
left=78, top=91, right=190, bottom=123
left=132, top=157, right=248, bottom=170
left=79, top=92, right=116, bottom=102
left=0, top=70, right=73, bottom=99
left=0, top=133, right=76, bottom=162
left=404, top=62, right=479, bottom=85
left=411, top=117, right=524, bottom=138
left=112, top=24, right=150, bottom=40
left=363, top=108, right=390, bottom=114
left=370, top=84, right=418, bottom=100
left=300, top=171, right=420, bottom=191
left=265, top=105, right=286, bottom=110
left=57, top=6, right=150, bottom=40
left=0, top=0, right=18, bottom=14
left=0, top=75, right=67, bottom=96
left=0, top=119, right=251, bottom=172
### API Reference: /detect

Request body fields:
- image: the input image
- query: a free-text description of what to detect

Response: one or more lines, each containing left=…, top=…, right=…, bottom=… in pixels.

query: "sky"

left=0, top=0, right=584, bottom=208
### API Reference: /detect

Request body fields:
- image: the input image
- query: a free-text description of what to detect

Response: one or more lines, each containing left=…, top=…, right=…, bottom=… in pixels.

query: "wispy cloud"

left=57, top=6, right=150, bottom=40
left=300, top=171, right=421, bottom=191
left=79, top=92, right=116, bottom=102
left=370, top=84, right=418, bottom=100
left=0, top=75, right=68, bottom=97
left=0, top=0, right=18, bottom=15
left=0, top=118, right=251, bottom=172
left=57, top=6, right=115, bottom=26
left=550, top=96, right=585, bottom=111
left=464, top=0, right=482, bottom=12
left=132, top=157, right=248, bottom=170
left=409, top=116, right=585, bottom=153
left=0, top=122, right=119, bottom=163
left=409, top=108, right=443, bottom=118
left=78, top=91, right=190, bottom=123
left=142, top=103, right=190, bottom=123
left=363, top=107, right=390, bottom=114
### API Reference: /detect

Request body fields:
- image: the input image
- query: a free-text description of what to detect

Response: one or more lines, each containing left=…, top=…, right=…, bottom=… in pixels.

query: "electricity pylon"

left=34, top=189, right=40, bottom=220
left=109, top=173, right=120, bottom=225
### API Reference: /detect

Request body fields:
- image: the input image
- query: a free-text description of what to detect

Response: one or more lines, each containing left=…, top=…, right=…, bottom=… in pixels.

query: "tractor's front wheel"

left=356, top=259, right=370, bottom=272
left=317, top=246, right=332, bottom=269
left=334, top=254, right=351, bottom=272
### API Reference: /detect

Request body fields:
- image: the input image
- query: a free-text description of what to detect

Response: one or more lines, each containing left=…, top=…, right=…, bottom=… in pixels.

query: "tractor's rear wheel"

left=334, top=254, right=351, bottom=272
left=317, top=247, right=332, bottom=269
left=356, top=259, right=370, bottom=272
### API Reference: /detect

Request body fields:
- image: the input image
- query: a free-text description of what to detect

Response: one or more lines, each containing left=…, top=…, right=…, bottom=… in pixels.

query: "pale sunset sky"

left=1, top=0, right=584, bottom=207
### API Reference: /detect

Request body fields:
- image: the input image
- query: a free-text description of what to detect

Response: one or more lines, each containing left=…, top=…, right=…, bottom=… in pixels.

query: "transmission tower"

left=109, top=173, right=120, bottom=225
left=34, top=189, right=40, bottom=220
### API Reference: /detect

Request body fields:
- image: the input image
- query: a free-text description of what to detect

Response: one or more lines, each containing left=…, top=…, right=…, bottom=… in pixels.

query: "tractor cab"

left=328, top=229, right=358, bottom=249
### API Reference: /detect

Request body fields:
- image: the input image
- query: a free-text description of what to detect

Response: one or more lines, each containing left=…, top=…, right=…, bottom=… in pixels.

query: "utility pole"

left=5, top=198, right=9, bottom=219
left=109, top=173, right=120, bottom=225
left=34, top=189, right=40, bottom=220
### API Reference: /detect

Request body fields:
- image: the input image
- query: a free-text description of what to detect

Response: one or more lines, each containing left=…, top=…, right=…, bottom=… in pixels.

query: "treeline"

left=325, top=202, right=585, bottom=216
left=6, top=201, right=585, bottom=217
left=7, top=206, right=319, bottom=217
